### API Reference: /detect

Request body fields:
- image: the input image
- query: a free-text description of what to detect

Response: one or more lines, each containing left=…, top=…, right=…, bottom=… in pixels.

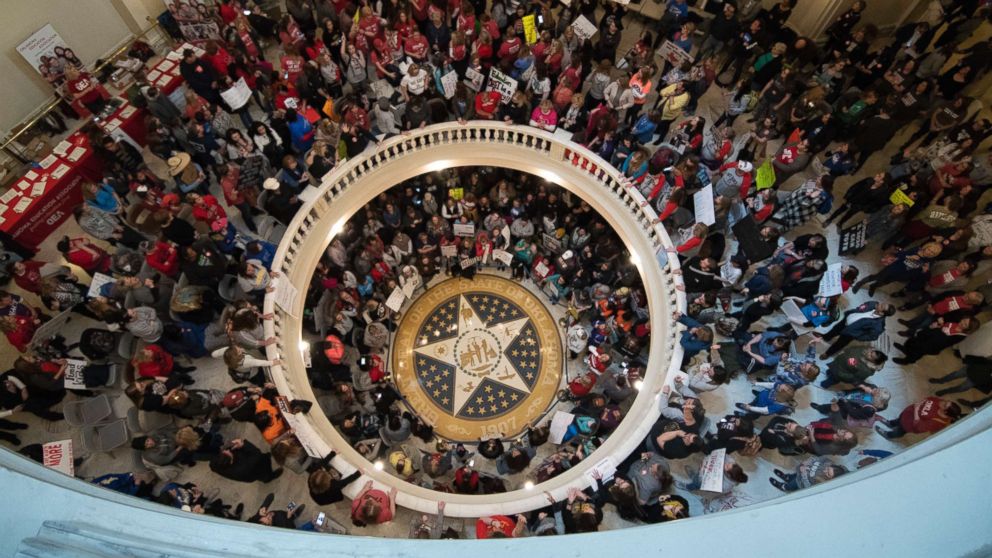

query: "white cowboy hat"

left=736, top=161, right=754, bottom=173
left=262, top=177, right=281, bottom=191
left=167, top=153, right=192, bottom=176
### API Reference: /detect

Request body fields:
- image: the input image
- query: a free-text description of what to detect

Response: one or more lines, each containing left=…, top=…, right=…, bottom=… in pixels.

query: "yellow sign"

left=522, top=14, right=538, bottom=45
left=755, top=159, right=776, bottom=190
left=889, top=188, right=915, bottom=207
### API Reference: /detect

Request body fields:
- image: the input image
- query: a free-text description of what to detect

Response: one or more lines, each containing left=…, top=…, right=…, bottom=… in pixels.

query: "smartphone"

left=315, top=512, right=326, bottom=527
left=243, top=9, right=252, bottom=15
left=538, top=15, right=544, bottom=24
left=287, top=501, right=296, bottom=512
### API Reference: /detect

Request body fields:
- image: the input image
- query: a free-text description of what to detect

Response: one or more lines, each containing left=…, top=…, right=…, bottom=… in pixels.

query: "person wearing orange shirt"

left=624, top=65, right=655, bottom=126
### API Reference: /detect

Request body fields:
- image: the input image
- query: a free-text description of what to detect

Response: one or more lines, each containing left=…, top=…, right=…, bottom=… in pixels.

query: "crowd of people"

left=1, top=0, right=991, bottom=538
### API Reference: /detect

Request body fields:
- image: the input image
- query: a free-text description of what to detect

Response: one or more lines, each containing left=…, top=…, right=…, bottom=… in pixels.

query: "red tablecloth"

left=0, top=133, right=101, bottom=248
left=148, top=55, right=184, bottom=96
left=97, top=100, right=147, bottom=146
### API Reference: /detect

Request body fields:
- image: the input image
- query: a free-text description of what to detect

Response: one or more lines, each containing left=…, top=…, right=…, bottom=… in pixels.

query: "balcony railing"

left=262, top=121, right=687, bottom=516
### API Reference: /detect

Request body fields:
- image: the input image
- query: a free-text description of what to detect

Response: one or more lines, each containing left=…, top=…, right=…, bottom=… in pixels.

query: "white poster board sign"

left=534, top=260, right=550, bottom=277
left=584, top=456, right=617, bottom=487
left=275, top=397, right=325, bottom=458
left=464, top=67, right=485, bottom=91
left=87, top=273, right=115, bottom=299
left=42, top=439, right=74, bottom=476
left=548, top=411, right=576, bottom=444
left=62, top=358, right=88, bottom=389
left=656, top=40, right=694, bottom=68
left=693, top=185, right=716, bottom=226
left=441, top=244, right=458, bottom=258
left=571, top=15, right=598, bottom=40
left=440, top=70, right=459, bottom=99
left=698, top=447, right=726, bottom=493
left=453, top=222, right=476, bottom=237
left=493, top=249, right=513, bottom=266
left=385, top=286, right=406, bottom=312
left=402, top=275, right=421, bottom=298
left=220, top=77, right=252, bottom=110
left=817, top=262, right=844, bottom=297
left=486, top=68, right=518, bottom=105
left=273, top=278, right=299, bottom=317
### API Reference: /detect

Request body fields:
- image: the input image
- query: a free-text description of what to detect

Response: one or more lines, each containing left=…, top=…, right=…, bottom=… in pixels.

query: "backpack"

left=79, top=328, right=120, bottom=360
left=648, top=148, right=676, bottom=175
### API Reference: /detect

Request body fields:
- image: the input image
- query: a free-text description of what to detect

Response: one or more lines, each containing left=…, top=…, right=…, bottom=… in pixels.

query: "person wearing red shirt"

left=203, top=41, right=234, bottom=77
left=218, top=1, right=241, bottom=24
left=56, top=237, right=111, bottom=276
left=479, top=14, right=499, bottom=43
left=404, top=30, right=430, bottom=62
left=898, top=291, right=983, bottom=335
left=0, top=315, right=39, bottom=353
left=877, top=397, right=961, bottom=439
left=474, top=90, right=501, bottom=119
left=410, top=0, right=429, bottom=26
left=456, top=4, right=476, bottom=40
left=219, top=163, right=258, bottom=233
left=280, top=48, right=306, bottom=84
left=8, top=260, right=48, bottom=294
left=351, top=481, right=397, bottom=527
left=145, top=241, right=180, bottom=278
left=473, top=33, right=494, bottom=68
left=394, top=9, right=417, bottom=40
left=63, top=67, right=106, bottom=115
left=188, top=193, right=230, bottom=234
left=132, top=344, right=178, bottom=379
left=498, top=35, right=521, bottom=60
left=357, top=7, right=384, bottom=44
left=345, top=104, right=371, bottom=131
left=476, top=515, right=520, bottom=538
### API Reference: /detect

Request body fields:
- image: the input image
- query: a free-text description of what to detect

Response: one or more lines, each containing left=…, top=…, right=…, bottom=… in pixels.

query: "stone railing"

left=262, top=121, right=687, bottom=517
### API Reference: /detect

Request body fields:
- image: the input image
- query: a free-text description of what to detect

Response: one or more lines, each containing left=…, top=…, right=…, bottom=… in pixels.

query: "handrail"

left=262, top=122, right=687, bottom=516
left=1, top=20, right=171, bottom=157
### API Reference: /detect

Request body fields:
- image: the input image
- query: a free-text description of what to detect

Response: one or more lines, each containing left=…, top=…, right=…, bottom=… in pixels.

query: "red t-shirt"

left=899, top=397, right=953, bottom=434
left=404, top=35, right=429, bottom=60
left=67, top=74, right=101, bottom=104
left=280, top=55, right=305, bottom=83
left=135, top=344, right=175, bottom=378
left=351, top=490, right=393, bottom=524
left=475, top=91, right=501, bottom=117
left=476, top=516, right=516, bottom=539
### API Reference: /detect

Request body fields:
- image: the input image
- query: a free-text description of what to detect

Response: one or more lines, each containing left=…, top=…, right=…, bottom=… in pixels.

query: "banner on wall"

left=16, top=24, right=84, bottom=88
left=165, top=0, right=222, bottom=44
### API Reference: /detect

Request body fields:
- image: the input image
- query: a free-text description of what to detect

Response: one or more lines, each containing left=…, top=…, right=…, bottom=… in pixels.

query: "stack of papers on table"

left=0, top=190, right=19, bottom=204
left=14, top=198, right=32, bottom=213
left=51, top=164, right=70, bottom=179
left=67, top=147, right=86, bottom=162
left=52, top=141, right=72, bottom=156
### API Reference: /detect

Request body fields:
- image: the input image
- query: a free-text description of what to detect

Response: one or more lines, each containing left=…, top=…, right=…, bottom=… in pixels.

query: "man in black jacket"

left=209, top=438, right=283, bottom=483
left=179, top=49, right=221, bottom=105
